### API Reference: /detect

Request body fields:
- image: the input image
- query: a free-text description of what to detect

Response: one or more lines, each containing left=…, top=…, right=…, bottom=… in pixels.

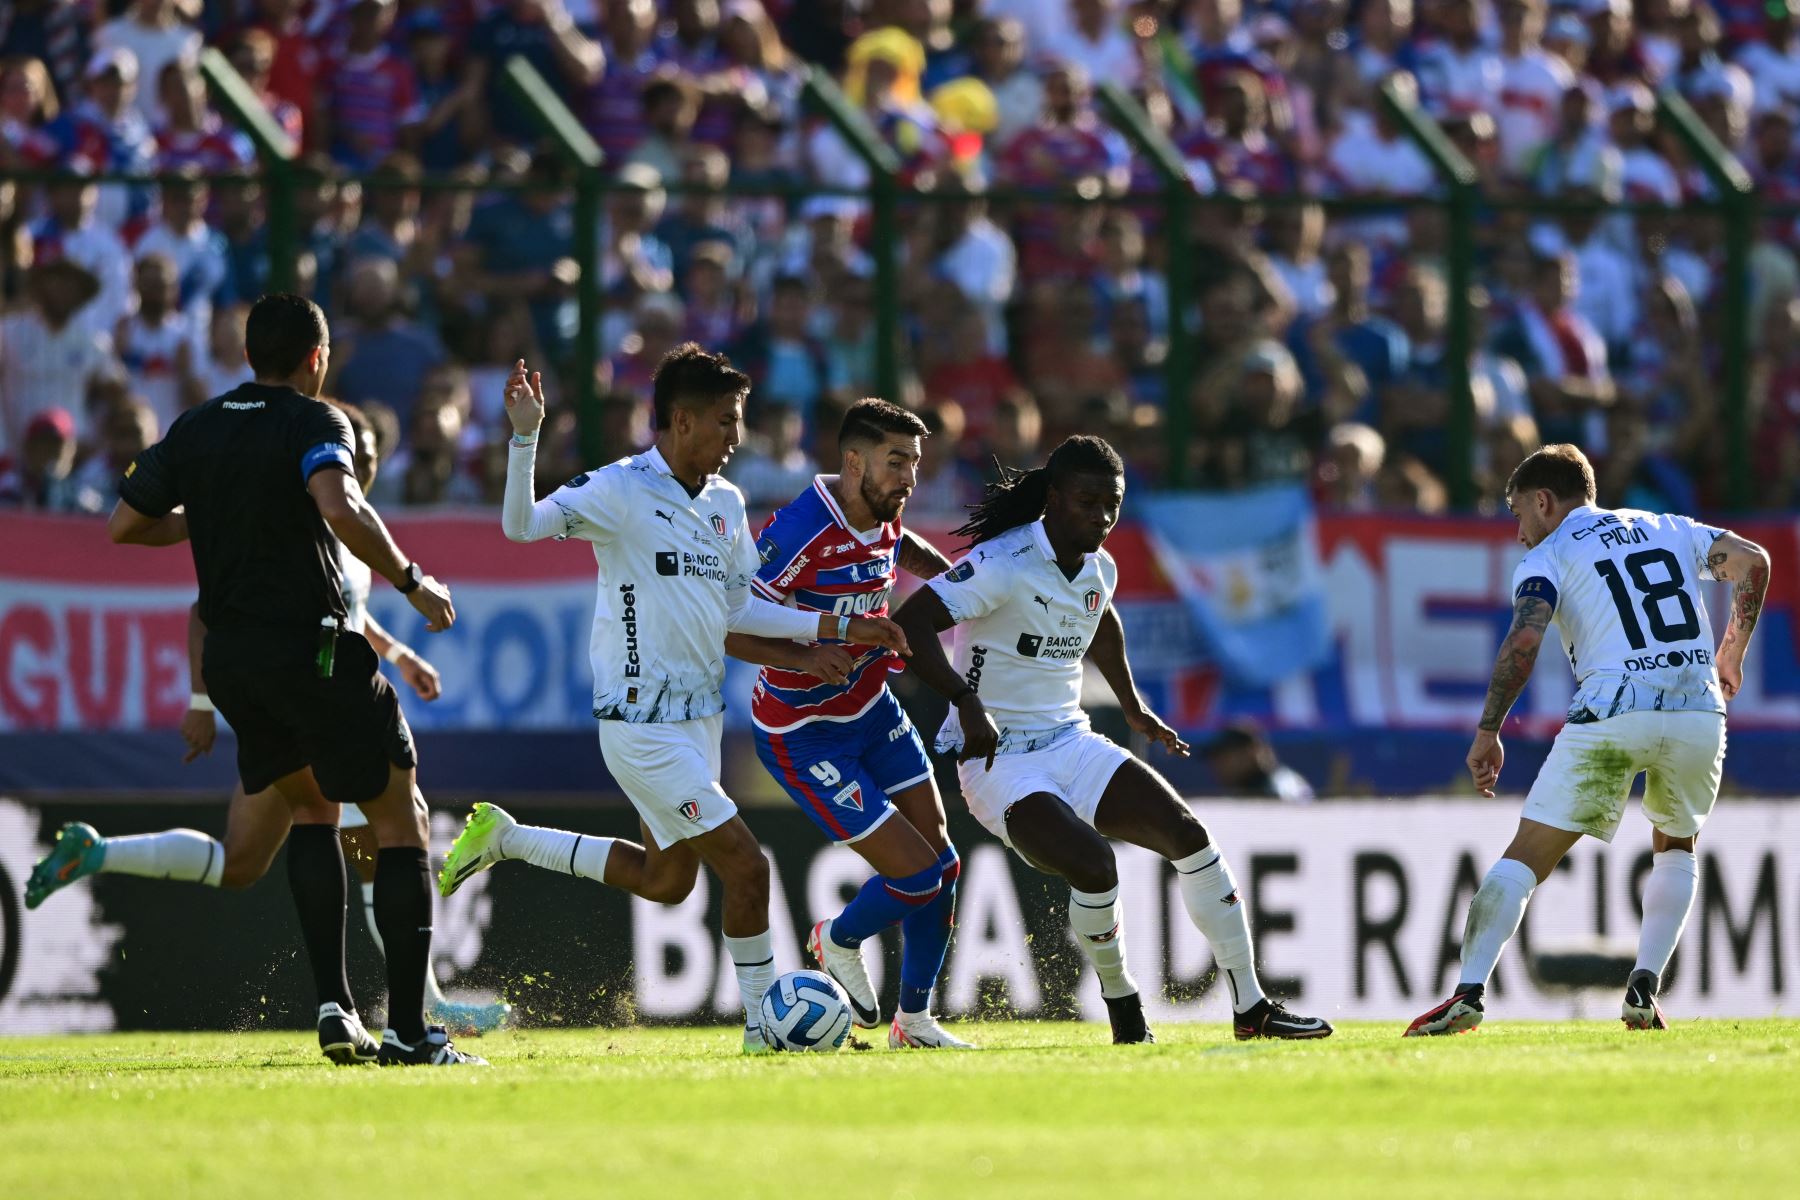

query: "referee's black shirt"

left=118, top=382, right=356, bottom=649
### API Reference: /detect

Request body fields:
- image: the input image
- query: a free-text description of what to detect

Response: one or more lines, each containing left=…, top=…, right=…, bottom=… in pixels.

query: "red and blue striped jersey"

left=749, top=476, right=902, bottom=733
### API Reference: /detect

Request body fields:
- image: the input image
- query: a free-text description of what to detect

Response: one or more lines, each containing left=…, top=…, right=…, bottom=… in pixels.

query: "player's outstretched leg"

left=343, top=815, right=511, bottom=1036
left=889, top=783, right=972, bottom=1049
left=1094, top=761, right=1331, bottom=1041
left=1005, top=793, right=1154, bottom=1044
left=1406, top=820, right=1579, bottom=1037
left=439, top=802, right=618, bottom=896
left=688, top=817, right=778, bottom=1053
left=26, top=821, right=223, bottom=909
left=1623, top=832, right=1699, bottom=1030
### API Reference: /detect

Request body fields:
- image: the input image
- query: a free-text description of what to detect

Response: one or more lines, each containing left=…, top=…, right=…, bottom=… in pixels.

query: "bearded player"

left=894, top=435, right=1334, bottom=1043
left=724, top=399, right=969, bottom=1049
left=1406, top=445, right=1771, bottom=1036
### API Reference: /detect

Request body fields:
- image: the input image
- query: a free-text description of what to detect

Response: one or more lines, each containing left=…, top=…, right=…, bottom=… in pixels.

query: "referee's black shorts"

left=203, top=628, right=417, bottom=805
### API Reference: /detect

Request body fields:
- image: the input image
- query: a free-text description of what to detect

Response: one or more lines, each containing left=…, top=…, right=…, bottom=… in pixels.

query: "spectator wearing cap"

left=1202, top=722, right=1314, bottom=802
left=1045, top=0, right=1143, bottom=91
left=1737, top=0, right=1800, bottom=116
left=28, top=175, right=134, bottom=340
left=1543, top=10, right=1592, bottom=75
left=1318, top=422, right=1385, bottom=511
left=94, top=0, right=200, bottom=126
left=588, top=0, right=667, bottom=164
left=0, top=407, right=100, bottom=512
left=465, top=0, right=603, bottom=149
left=319, top=0, right=424, bottom=171
left=0, top=260, right=116, bottom=456
left=1415, top=0, right=1503, bottom=118
left=153, top=58, right=254, bottom=171
left=1496, top=0, right=1576, bottom=179
left=51, top=48, right=158, bottom=232
left=0, top=56, right=62, bottom=167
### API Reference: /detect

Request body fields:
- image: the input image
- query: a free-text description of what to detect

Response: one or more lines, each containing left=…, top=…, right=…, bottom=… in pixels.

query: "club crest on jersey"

left=832, top=782, right=864, bottom=812
left=678, top=800, right=702, bottom=823
left=1083, top=588, right=1101, bottom=614
left=945, top=560, right=975, bottom=582
left=710, top=512, right=727, bottom=537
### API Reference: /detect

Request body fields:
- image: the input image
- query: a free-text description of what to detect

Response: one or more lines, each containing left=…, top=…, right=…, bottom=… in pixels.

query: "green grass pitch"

left=3, top=1021, right=1796, bottom=1199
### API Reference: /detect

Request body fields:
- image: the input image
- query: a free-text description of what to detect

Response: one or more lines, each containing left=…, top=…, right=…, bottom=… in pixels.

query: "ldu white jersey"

left=539, top=446, right=763, bottom=723
left=1512, top=505, right=1728, bottom=722
left=928, top=519, right=1118, bottom=755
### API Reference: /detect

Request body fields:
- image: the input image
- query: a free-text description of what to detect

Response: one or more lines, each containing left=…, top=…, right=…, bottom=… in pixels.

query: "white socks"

left=1635, top=849, right=1699, bottom=980
left=100, top=830, right=224, bottom=887
left=1459, top=858, right=1539, bottom=989
left=1069, top=885, right=1139, bottom=1000
left=723, top=931, right=776, bottom=1030
left=1173, top=848, right=1267, bottom=1013
left=501, top=824, right=615, bottom=883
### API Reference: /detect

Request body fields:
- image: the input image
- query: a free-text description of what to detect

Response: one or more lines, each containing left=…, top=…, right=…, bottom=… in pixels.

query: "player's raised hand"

left=179, top=704, right=216, bottom=764
left=504, top=358, right=546, bottom=437
left=956, top=694, right=1000, bottom=771
left=800, top=644, right=854, bottom=685
left=848, top=615, right=910, bottom=658
left=1467, top=729, right=1504, bottom=798
left=408, top=573, right=457, bottom=633
left=1126, top=706, right=1189, bottom=757
left=397, top=651, right=443, bottom=701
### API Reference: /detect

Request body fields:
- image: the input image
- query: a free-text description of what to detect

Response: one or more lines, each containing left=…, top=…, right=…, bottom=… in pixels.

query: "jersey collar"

left=1029, top=518, right=1086, bottom=569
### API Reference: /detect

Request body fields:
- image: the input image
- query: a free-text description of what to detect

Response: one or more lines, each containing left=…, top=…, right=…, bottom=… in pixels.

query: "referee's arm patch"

left=1514, top=575, right=1558, bottom=614
left=300, top=441, right=354, bottom=482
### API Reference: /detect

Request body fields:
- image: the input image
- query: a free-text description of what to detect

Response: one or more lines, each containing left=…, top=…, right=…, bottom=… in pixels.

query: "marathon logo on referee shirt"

left=619, top=584, right=641, bottom=677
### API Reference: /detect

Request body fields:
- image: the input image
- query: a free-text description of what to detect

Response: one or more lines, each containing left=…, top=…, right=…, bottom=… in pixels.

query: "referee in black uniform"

left=108, top=294, right=482, bottom=1067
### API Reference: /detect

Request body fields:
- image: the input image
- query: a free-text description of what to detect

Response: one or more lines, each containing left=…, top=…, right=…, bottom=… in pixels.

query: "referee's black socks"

left=285, top=825, right=356, bottom=1014
left=374, top=847, right=433, bottom=1044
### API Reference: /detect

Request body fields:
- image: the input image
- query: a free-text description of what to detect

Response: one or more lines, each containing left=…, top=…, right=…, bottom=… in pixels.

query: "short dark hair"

left=651, top=342, right=750, bottom=429
left=839, top=398, right=927, bottom=450
left=1507, top=443, right=1596, bottom=504
left=245, top=293, right=328, bottom=379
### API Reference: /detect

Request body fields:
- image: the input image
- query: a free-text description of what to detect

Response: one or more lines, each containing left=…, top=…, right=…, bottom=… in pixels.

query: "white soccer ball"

left=758, top=969, right=852, bottom=1052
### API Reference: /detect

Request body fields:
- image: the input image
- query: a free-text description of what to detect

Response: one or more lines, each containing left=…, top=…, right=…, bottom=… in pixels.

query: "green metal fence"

left=2, top=55, right=1771, bottom=511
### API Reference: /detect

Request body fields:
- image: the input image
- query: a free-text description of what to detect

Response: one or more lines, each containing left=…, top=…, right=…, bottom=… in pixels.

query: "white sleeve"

left=500, top=441, right=570, bottom=542
left=726, top=587, right=825, bottom=640
left=724, top=509, right=822, bottom=640
left=1675, top=515, right=1729, bottom=581
left=926, top=549, right=1014, bottom=623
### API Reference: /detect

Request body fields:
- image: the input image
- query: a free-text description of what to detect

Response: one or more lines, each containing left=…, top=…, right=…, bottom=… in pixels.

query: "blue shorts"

left=754, top=691, right=934, bottom=843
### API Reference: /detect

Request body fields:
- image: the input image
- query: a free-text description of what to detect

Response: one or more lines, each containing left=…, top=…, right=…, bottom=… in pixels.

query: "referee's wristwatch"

left=395, top=562, right=423, bottom=594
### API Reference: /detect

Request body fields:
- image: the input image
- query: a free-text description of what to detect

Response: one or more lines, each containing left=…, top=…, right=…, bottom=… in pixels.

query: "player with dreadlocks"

left=894, top=436, right=1334, bottom=1043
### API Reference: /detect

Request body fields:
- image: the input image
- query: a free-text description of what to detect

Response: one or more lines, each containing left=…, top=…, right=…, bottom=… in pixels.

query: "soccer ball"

left=758, top=970, right=852, bottom=1052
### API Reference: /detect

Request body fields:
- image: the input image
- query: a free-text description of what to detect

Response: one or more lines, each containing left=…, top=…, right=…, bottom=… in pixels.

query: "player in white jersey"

left=28, top=401, right=511, bottom=1046
left=437, top=346, right=909, bottom=1052
left=1407, top=445, right=1772, bottom=1036
left=894, top=436, right=1334, bottom=1043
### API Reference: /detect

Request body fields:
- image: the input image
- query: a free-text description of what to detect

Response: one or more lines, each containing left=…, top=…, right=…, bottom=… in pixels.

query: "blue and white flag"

left=1140, top=487, right=1330, bottom=688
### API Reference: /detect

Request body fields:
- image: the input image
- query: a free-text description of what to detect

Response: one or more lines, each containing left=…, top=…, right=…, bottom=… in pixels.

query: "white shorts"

left=340, top=804, right=367, bottom=830
left=957, top=728, right=1133, bottom=849
left=1523, top=709, right=1725, bottom=843
left=598, top=712, right=737, bottom=850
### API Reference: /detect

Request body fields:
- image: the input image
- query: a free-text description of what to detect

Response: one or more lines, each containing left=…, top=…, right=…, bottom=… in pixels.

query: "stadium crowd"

left=4, top=0, right=1800, bottom=517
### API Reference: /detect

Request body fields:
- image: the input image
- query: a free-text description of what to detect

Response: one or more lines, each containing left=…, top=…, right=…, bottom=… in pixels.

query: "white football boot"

left=808, top=919, right=880, bottom=1028
left=889, top=1011, right=976, bottom=1050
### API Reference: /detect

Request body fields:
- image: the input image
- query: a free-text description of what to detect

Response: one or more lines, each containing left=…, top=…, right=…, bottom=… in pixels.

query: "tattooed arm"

left=1707, top=531, right=1773, bottom=701
left=897, top=529, right=953, bottom=579
left=1466, top=595, right=1554, bottom=797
